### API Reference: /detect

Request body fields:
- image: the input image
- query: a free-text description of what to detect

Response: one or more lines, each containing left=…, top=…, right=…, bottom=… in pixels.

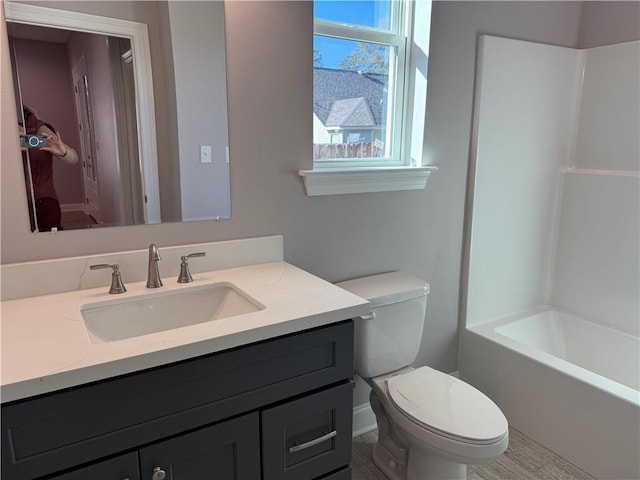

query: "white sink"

left=81, top=283, right=264, bottom=344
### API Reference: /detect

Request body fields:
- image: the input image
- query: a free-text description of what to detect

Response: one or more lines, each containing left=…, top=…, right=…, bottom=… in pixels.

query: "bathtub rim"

left=466, top=305, right=639, bottom=407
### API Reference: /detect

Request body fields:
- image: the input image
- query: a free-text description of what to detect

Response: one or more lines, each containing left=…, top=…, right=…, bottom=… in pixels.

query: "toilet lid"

left=387, top=367, right=508, bottom=443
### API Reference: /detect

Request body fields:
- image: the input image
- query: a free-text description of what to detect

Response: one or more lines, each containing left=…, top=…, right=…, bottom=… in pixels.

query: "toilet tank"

left=337, top=272, right=429, bottom=379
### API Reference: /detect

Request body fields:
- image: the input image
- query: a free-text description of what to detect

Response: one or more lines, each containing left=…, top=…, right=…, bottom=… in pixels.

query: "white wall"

left=465, top=36, right=582, bottom=326
left=551, top=41, right=640, bottom=335
left=573, top=41, right=640, bottom=172
left=552, top=173, right=639, bottom=335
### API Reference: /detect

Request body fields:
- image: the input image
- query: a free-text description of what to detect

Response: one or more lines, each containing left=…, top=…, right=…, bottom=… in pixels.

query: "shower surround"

left=459, top=36, right=640, bottom=479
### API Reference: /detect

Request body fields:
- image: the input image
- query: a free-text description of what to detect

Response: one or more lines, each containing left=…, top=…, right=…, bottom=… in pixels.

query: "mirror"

left=5, top=1, right=231, bottom=232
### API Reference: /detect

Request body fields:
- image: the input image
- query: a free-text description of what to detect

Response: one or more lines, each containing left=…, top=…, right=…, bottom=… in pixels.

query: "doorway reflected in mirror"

left=4, top=1, right=231, bottom=233
left=10, top=23, right=146, bottom=230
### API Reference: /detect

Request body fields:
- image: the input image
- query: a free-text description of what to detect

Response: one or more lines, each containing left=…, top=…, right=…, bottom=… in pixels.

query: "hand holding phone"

left=20, top=134, right=47, bottom=149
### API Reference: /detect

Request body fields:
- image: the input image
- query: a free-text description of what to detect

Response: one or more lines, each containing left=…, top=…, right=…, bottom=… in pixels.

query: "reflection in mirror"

left=5, top=1, right=231, bottom=232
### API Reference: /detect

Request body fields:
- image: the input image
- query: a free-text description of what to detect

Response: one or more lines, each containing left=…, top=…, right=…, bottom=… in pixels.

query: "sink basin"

left=81, top=283, right=264, bottom=344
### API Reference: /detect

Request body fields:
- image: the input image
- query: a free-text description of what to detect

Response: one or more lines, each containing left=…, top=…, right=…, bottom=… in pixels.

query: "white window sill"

left=298, top=166, right=438, bottom=196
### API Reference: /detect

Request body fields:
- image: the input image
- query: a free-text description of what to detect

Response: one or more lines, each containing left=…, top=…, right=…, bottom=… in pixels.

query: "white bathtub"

left=459, top=306, right=640, bottom=480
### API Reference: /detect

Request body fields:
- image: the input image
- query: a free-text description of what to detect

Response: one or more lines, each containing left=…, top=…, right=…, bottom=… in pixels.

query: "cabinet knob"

left=152, top=467, right=166, bottom=480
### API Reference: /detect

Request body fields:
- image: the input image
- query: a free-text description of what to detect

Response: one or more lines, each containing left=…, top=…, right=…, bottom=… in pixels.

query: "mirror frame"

left=5, top=1, right=161, bottom=223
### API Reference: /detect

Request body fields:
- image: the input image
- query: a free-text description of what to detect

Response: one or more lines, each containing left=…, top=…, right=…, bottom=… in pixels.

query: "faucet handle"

left=177, top=252, right=206, bottom=283
left=90, top=263, right=127, bottom=294
left=183, top=252, right=206, bottom=260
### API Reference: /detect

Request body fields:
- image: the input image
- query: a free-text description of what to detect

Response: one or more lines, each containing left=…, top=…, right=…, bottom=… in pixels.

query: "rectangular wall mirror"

left=5, top=1, right=231, bottom=232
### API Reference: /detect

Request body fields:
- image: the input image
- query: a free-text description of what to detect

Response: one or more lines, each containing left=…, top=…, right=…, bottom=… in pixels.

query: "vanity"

left=1, top=236, right=370, bottom=480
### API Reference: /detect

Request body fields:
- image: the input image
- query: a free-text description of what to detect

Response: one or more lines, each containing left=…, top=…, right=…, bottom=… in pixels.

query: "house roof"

left=325, top=97, right=375, bottom=127
left=313, top=68, right=387, bottom=128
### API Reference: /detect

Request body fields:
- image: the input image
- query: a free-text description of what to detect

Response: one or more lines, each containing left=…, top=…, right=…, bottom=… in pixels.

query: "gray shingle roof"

left=325, top=97, right=375, bottom=127
left=314, top=68, right=387, bottom=128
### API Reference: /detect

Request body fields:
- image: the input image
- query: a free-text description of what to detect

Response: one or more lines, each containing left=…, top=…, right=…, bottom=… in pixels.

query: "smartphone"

left=20, top=134, right=47, bottom=149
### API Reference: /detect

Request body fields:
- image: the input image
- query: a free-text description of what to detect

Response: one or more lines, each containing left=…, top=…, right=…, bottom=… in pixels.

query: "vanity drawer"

left=261, top=382, right=353, bottom=480
left=1, top=321, right=353, bottom=480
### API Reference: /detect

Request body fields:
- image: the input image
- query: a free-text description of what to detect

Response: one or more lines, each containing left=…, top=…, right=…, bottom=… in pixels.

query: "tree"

left=339, top=43, right=388, bottom=74
left=314, top=49, right=324, bottom=67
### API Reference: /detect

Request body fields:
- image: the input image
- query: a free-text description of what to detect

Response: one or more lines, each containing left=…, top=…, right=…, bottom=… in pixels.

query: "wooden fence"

left=313, top=142, right=383, bottom=159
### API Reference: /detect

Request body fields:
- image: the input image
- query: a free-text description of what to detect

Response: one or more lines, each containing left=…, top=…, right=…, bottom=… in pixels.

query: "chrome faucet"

left=146, top=243, right=163, bottom=288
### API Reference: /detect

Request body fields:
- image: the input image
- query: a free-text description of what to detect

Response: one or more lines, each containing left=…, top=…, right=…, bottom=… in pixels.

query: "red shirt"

left=23, top=114, right=57, bottom=201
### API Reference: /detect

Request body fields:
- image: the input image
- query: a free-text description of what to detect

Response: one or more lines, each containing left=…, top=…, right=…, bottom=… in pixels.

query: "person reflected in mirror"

left=19, top=105, right=79, bottom=232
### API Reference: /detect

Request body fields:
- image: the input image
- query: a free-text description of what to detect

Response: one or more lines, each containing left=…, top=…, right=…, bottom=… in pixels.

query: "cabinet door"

left=139, top=413, right=260, bottom=480
left=49, top=452, right=139, bottom=480
left=262, top=382, right=353, bottom=480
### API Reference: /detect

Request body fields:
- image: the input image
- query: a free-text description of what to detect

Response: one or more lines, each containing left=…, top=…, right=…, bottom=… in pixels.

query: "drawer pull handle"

left=289, top=430, right=337, bottom=454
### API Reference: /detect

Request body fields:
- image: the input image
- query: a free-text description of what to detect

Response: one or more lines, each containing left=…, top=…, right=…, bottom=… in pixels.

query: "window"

left=347, top=133, right=363, bottom=143
left=302, top=0, right=436, bottom=196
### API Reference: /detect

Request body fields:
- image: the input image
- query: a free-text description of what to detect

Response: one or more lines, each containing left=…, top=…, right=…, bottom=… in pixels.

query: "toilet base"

left=407, top=444, right=466, bottom=480
left=369, top=389, right=471, bottom=480
left=370, top=391, right=408, bottom=480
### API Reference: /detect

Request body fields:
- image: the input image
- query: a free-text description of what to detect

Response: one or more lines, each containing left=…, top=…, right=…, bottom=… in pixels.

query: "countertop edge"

left=1, top=300, right=368, bottom=404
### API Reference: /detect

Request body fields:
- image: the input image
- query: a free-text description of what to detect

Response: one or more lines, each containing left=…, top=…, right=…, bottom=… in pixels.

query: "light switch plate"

left=200, top=145, right=212, bottom=163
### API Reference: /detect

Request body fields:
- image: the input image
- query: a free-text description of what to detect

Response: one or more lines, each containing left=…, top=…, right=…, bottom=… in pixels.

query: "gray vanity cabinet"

left=1, top=321, right=354, bottom=480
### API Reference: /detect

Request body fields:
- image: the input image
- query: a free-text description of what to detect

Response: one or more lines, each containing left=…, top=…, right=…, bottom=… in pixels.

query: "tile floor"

left=352, top=427, right=597, bottom=480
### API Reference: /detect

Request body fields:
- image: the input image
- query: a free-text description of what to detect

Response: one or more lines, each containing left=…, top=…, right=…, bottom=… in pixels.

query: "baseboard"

left=352, top=403, right=377, bottom=438
left=60, top=203, right=86, bottom=212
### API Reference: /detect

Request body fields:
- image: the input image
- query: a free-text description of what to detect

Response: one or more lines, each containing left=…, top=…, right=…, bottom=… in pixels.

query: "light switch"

left=200, top=145, right=212, bottom=163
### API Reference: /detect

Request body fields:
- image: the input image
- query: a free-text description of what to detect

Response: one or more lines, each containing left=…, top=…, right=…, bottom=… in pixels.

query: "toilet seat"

left=387, top=366, right=508, bottom=445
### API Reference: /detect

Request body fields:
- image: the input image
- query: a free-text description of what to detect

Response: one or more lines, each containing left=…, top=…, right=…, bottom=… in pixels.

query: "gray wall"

left=169, top=1, right=230, bottom=222
left=3, top=2, right=629, bottom=382
left=579, top=1, right=640, bottom=48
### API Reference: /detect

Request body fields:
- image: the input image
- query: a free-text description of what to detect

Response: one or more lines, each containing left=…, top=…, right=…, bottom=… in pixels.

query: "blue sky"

left=314, top=1, right=391, bottom=68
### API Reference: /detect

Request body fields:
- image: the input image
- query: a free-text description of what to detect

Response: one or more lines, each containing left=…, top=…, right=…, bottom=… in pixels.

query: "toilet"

left=337, top=272, right=508, bottom=480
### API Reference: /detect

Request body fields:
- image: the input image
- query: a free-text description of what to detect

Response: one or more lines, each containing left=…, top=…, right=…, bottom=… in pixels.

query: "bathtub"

left=459, top=306, right=640, bottom=480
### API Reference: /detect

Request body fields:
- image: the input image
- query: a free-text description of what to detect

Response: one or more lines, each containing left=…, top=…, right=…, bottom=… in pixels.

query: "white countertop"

left=1, top=261, right=369, bottom=403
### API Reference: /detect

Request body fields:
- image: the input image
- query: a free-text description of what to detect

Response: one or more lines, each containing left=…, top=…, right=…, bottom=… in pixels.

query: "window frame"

left=301, top=0, right=437, bottom=196
left=312, top=1, right=412, bottom=169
